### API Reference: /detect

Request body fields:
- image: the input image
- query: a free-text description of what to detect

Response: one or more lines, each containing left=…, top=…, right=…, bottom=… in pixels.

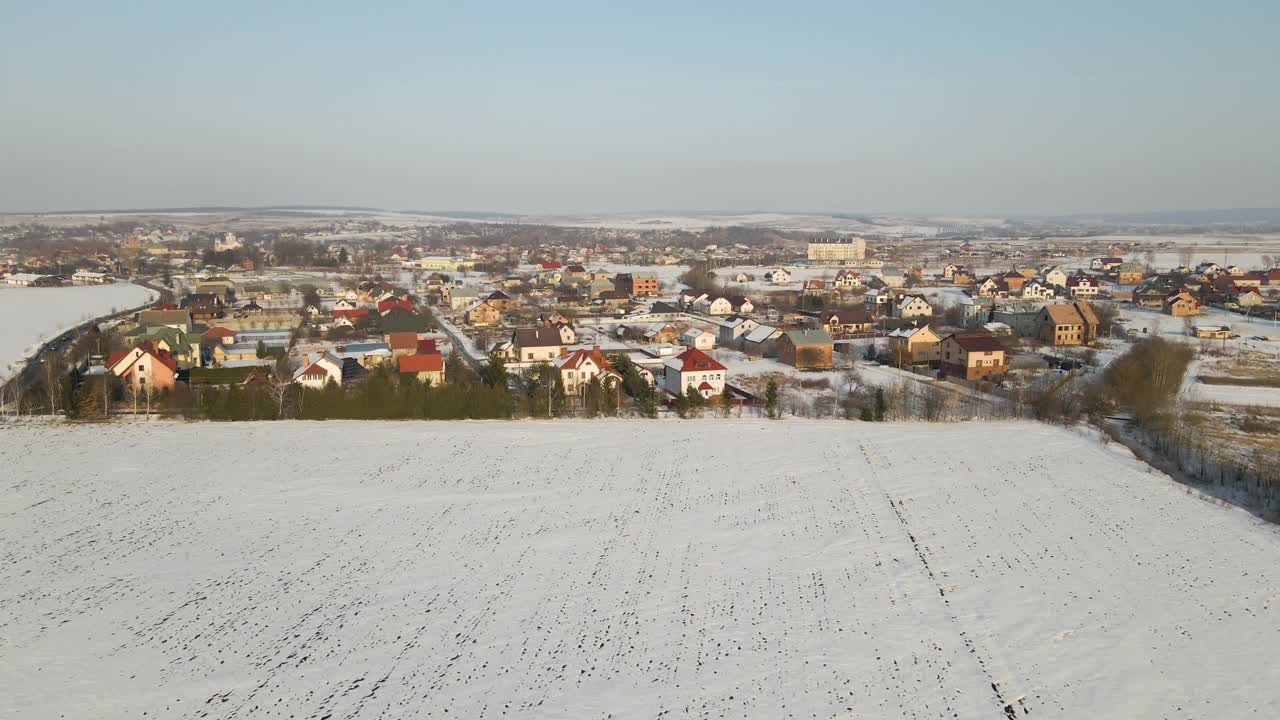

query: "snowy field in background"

left=5, top=420, right=1280, bottom=719
left=0, top=283, right=157, bottom=379
left=1186, top=382, right=1280, bottom=408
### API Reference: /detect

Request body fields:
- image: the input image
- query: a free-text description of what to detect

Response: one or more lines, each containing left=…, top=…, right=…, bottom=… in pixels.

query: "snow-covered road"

left=3, top=420, right=1279, bottom=719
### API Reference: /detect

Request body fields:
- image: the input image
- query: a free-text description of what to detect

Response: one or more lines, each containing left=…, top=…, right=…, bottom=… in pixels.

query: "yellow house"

left=887, top=324, right=941, bottom=364
left=465, top=301, right=502, bottom=327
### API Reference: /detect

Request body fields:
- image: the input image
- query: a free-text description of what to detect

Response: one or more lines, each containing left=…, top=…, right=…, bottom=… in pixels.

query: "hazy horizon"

left=3, top=1, right=1278, bottom=215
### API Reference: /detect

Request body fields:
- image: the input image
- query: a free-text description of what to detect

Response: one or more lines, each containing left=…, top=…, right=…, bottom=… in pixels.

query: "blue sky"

left=2, top=1, right=1277, bottom=214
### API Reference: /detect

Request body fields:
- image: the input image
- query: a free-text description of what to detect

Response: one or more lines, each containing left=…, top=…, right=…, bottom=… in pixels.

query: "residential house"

left=1035, top=301, right=1099, bottom=346
left=294, top=352, right=350, bottom=389
left=1116, top=263, right=1146, bottom=285
left=511, top=327, right=564, bottom=362
left=107, top=341, right=178, bottom=392
left=764, top=268, right=792, bottom=284
left=893, top=294, right=934, bottom=319
left=1001, top=271, right=1028, bottom=293
left=387, top=331, right=421, bottom=357
left=887, top=324, right=941, bottom=365
left=483, top=290, right=517, bottom=310
left=631, top=272, right=660, bottom=296
left=1232, top=288, right=1265, bottom=307
left=398, top=352, right=445, bottom=386
left=1090, top=257, right=1123, bottom=271
left=1163, top=291, right=1200, bottom=317
left=975, top=277, right=1009, bottom=298
left=823, top=308, right=874, bottom=336
left=680, top=328, right=716, bottom=351
left=645, top=324, right=681, bottom=344
left=833, top=269, right=862, bottom=289
left=446, top=286, right=481, bottom=311
left=464, top=301, right=502, bottom=326
left=554, top=346, right=622, bottom=396
left=695, top=296, right=734, bottom=316
left=863, top=288, right=894, bottom=315
left=777, top=329, right=834, bottom=369
left=1066, top=274, right=1101, bottom=298
left=1021, top=279, right=1056, bottom=300
left=717, top=316, right=759, bottom=346
left=741, top=324, right=782, bottom=356
left=940, top=333, right=1008, bottom=381
left=1042, top=266, right=1068, bottom=288
left=72, top=270, right=114, bottom=284
left=662, top=347, right=727, bottom=399
left=137, top=309, right=193, bottom=332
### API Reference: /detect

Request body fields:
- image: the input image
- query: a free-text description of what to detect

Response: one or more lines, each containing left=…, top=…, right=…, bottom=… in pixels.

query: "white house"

left=554, top=346, right=621, bottom=396
left=680, top=327, right=716, bottom=351
left=695, top=296, right=734, bottom=316
left=833, top=269, right=862, bottom=289
left=764, top=268, right=792, bottom=284
left=293, top=352, right=344, bottom=389
left=72, top=270, right=114, bottom=284
left=1066, top=274, right=1101, bottom=298
left=717, top=315, right=760, bottom=345
left=893, top=295, right=934, bottom=319
left=1042, top=266, right=1068, bottom=288
left=662, top=347, right=727, bottom=399
left=1021, top=279, right=1057, bottom=300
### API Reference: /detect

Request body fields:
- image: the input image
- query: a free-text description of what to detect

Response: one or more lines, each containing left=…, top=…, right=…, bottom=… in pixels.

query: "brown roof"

left=387, top=331, right=420, bottom=350
left=513, top=327, right=563, bottom=348
left=947, top=333, right=1005, bottom=353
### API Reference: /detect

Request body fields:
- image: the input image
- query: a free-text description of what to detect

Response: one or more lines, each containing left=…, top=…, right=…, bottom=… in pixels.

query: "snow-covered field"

left=0, top=283, right=157, bottom=379
left=1186, top=382, right=1280, bottom=408
left=4, top=420, right=1280, bottom=719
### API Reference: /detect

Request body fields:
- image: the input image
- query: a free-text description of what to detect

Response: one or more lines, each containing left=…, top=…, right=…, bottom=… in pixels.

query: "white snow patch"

left=4, top=420, right=1280, bottom=718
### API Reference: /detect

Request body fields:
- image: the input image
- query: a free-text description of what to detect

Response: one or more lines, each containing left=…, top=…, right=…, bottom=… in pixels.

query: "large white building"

left=662, top=347, right=727, bottom=399
left=807, top=237, right=866, bottom=263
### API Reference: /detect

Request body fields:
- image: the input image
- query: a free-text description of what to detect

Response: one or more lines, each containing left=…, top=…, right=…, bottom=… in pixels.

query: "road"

left=6, top=277, right=165, bottom=396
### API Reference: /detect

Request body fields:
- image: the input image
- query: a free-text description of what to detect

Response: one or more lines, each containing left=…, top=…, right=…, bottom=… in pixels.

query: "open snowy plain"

left=0, top=283, right=157, bottom=379
left=3, top=420, right=1279, bottom=719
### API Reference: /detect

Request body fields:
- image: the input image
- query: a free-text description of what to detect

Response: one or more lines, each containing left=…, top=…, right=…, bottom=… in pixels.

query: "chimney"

left=303, top=353, right=310, bottom=367
left=560, top=347, right=569, bottom=359
left=592, top=344, right=600, bottom=353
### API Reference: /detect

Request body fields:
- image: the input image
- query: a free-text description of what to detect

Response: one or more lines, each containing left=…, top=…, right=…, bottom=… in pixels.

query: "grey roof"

left=784, top=329, right=833, bottom=345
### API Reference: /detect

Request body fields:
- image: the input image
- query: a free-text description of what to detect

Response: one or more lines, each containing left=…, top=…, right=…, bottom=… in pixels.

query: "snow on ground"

left=1186, top=382, right=1280, bottom=408
left=0, top=283, right=157, bottom=379
left=5, top=420, right=1279, bottom=719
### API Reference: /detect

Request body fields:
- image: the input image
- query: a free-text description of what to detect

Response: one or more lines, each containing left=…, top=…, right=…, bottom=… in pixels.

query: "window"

left=138, top=364, right=145, bottom=372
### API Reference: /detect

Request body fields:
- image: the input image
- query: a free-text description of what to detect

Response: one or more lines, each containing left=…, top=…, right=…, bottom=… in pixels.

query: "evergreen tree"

left=718, top=386, right=734, bottom=418
left=874, top=387, right=887, bottom=421
left=864, top=342, right=877, bottom=361
left=482, top=354, right=508, bottom=388
left=256, top=339, right=268, bottom=359
left=445, top=350, right=468, bottom=384
left=765, top=380, right=780, bottom=419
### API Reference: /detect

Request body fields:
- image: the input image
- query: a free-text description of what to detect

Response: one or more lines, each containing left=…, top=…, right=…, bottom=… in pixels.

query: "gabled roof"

left=109, top=340, right=178, bottom=373
left=513, top=327, right=563, bottom=348
left=379, top=307, right=429, bottom=333
left=399, top=352, right=444, bottom=373
left=555, top=347, right=614, bottom=372
left=827, top=308, right=872, bottom=324
left=945, top=333, right=1005, bottom=353
left=202, top=326, right=236, bottom=339
left=387, top=331, right=420, bottom=350
left=665, top=347, right=726, bottom=373
left=783, top=328, right=833, bottom=345
left=743, top=324, right=780, bottom=343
